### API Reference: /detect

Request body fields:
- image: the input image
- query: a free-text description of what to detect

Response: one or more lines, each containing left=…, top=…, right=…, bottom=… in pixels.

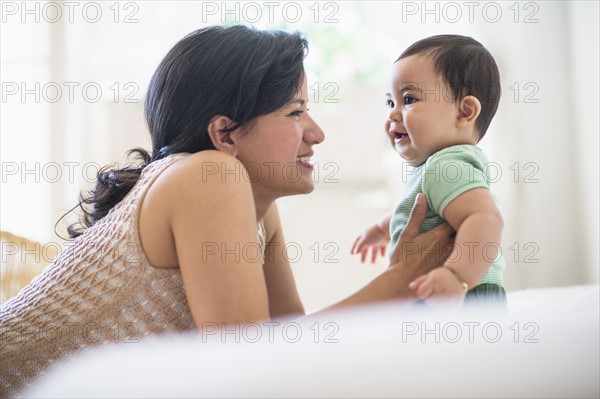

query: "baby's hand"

left=408, top=268, right=467, bottom=310
left=351, top=224, right=390, bottom=263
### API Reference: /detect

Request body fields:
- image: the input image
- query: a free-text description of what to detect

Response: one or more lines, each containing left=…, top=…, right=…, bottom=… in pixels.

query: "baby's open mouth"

left=395, top=133, right=408, bottom=142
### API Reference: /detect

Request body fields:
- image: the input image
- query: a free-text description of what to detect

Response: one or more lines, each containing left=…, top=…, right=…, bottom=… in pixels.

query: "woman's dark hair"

left=65, top=25, right=308, bottom=238
left=397, top=34, right=501, bottom=140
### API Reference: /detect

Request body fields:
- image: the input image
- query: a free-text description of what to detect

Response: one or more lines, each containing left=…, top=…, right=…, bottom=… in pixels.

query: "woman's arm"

left=260, top=195, right=453, bottom=318
left=262, top=203, right=305, bottom=319
left=168, top=151, right=270, bottom=327
left=259, top=194, right=454, bottom=319
left=168, top=157, right=452, bottom=326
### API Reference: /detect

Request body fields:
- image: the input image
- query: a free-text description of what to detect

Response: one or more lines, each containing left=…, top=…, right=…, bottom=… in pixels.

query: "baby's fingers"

left=360, top=249, right=368, bottom=263
left=368, top=246, right=388, bottom=264
left=415, top=278, right=435, bottom=300
left=370, top=247, right=379, bottom=264
left=409, top=274, right=428, bottom=290
left=351, top=235, right=363, bottom=255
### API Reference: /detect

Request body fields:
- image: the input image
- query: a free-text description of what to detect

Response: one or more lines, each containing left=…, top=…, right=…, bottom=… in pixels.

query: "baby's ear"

left=207, top=115, right=238, bottom=156
left=456, top=95, right=481, bottom=126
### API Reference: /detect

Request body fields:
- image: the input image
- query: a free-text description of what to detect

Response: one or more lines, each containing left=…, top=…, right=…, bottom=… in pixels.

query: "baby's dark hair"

left=397, top=34, right=501, bottom=140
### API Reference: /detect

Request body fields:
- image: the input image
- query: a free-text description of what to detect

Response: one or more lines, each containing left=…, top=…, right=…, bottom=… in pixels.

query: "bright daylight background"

left=1, top=1, right=598, bottom=312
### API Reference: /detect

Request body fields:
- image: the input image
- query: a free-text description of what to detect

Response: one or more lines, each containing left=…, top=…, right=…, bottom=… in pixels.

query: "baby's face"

left=384, top=54, right=468, bottom=166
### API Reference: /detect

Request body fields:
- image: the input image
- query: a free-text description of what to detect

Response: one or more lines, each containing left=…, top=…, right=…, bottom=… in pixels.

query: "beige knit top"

left=0, top=153, right=266, bottom=397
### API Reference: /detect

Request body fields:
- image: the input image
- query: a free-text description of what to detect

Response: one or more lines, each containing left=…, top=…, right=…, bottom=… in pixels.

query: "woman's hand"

left=314, top=193, right=456, bottom=311
left=389, top=193, right=455, bottom=282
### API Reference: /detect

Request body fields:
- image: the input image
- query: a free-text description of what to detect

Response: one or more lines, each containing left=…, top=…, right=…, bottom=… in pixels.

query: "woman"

left=0, top=25, right=454, bottom=397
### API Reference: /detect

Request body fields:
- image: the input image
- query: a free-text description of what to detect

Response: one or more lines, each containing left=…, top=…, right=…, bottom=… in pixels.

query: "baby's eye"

left=403, top=96, right=416, bottom=105
left=385, top=99, right=394, bottom=108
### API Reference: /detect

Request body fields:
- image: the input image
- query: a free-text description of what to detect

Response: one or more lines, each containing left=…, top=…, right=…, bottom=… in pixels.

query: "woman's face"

left=233, top=75, right=325, bottom=199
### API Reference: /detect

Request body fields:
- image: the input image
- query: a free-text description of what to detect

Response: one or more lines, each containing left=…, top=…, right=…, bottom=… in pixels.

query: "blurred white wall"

left=1, top=1, right=598, bottom=312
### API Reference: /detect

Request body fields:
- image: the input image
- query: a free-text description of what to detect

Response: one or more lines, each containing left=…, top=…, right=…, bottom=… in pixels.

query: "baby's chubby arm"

left=409, top=187, right=503, bottom=305
left=351, top=214, right=392, bottom=263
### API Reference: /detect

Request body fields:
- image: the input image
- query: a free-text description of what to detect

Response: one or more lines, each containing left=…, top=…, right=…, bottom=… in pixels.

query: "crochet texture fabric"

left=0, top=153, right=266, bottom=397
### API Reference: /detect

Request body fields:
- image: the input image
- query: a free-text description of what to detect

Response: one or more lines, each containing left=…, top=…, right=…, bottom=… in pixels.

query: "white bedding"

left=22, top=285, right=600, bottom=398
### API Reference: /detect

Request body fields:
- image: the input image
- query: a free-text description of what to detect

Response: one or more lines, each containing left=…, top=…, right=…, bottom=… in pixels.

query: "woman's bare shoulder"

left=155, top=150, right=250, bottom=191
left=165, top=150, right=242, bottom=178
left=139, top=151, right=255, bottom=268
left=142, top=150, right=254, bottom=233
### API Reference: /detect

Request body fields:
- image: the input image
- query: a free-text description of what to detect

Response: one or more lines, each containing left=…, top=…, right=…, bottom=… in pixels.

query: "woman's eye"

left=403, top=96, right=416, bottom=105
left=289, top=110, right=303, bottom=117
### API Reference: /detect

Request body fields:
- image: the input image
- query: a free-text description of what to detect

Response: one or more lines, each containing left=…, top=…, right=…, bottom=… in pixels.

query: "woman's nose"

left=305, top=115, right=325, bottom=144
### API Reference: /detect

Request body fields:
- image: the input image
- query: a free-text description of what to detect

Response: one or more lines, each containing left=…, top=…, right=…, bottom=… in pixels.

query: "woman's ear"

left=456, top=95, right=481, bottom=127
left=207, top=115, right=238, bottom=156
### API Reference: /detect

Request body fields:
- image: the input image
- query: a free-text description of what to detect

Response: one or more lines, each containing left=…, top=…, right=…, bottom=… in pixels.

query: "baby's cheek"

left=383, top=119, right=390, bottom=132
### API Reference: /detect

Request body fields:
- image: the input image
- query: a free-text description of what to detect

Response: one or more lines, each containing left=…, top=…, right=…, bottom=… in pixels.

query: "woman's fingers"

left=439, top=221, right=455, bottom=237
left=390, top=194, right=428, bottom=266
left=429, top=221, right=456, bottom=246
left=400, top=193, right=427, bottom=241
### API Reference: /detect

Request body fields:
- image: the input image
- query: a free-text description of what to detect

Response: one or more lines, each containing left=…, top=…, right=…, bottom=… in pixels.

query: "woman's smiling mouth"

left=296, top=154, right=314, bottom=168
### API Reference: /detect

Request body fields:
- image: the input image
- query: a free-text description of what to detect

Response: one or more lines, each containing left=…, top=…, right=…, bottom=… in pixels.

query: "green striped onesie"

left=389, top=144, right=505, bottom=287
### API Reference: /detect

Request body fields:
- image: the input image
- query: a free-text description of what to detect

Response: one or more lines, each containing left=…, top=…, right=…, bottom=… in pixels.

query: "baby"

left=351, top=35, right=506, bottom=309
